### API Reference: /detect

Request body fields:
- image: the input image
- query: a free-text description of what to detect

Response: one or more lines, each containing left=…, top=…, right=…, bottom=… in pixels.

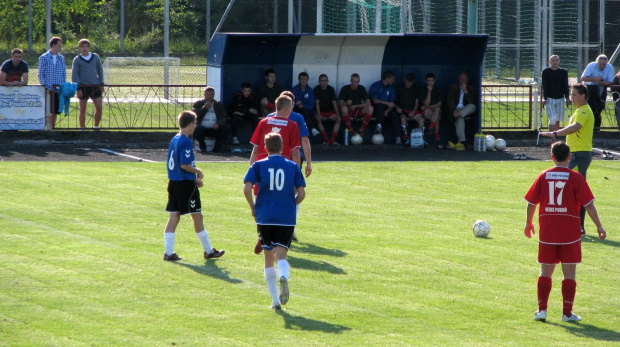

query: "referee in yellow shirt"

left=541, top=83, right=594, bottom=235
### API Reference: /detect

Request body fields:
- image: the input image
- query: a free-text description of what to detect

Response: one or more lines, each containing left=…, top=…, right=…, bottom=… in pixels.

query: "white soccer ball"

left=485, top=135, right=496, bottom=151
left=372, top=133, right=384, bottom=145
left=494, top=138, right=507, bottom=151
left=351, top=134, right=363, bottom=145
left=472, top=220, right=491, bottom=238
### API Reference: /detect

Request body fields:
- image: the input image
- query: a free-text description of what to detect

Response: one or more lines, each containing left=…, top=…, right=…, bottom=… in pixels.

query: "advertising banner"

left=0, top=86, right=46, bottom=130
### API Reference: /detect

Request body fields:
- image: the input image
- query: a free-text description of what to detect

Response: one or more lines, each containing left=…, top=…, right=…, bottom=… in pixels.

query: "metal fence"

left=50, top=84, right=619, bottom=131
left=52, top=85, right=206, bottom=130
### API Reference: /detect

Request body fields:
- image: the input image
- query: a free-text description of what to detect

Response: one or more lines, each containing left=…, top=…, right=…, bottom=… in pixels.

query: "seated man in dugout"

left=292, top=72, right=318, bottom=136
left=313, top=74, right=341, bottom=144
left=339, top=73, right=373, bottom=138
left=258, top=68, right=284, bottom=116
left=419, top=73, right=444, bottom=148
left=369, top=70, right=401, bottom=144
left=192, top=86, right=230, bottom=153
left=445, top=73, right=476, bottom=151
left=229, top=82, right=260, bottom=144
left=395, top=73, right=421, bottom=146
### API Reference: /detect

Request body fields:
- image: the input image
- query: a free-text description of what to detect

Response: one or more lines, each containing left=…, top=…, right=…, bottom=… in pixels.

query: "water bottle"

left=344, top=128, right=350, bottom=146
left=473, top=134, right=478, bottom=152
left=480, top=133, right=487, bottom=152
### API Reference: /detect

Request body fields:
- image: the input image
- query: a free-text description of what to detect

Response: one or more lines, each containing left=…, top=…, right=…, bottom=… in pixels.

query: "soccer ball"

left=485, top=135, right=495, bottom=151
left=494, top=138, right=507, bottom=151
left=351, top=134, right=363, bottom=145
left=372, top=133, right=384, bottom=145
left=472, top=220, right=491, bottom=238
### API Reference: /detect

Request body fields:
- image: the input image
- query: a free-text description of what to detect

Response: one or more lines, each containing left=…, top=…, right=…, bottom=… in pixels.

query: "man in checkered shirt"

left=38, top=37, right=66, bottom=130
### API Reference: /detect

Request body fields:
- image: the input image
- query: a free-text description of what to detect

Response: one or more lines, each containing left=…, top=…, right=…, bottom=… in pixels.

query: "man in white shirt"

left=192, top=86, right=230, bottom=153
left=581, top=54, right=614, bottom=130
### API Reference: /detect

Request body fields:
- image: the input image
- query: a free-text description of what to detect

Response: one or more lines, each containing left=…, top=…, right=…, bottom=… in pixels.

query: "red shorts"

left=538, top=241, right=582, bottom=264
left=348, top=107, right=366, bottom=119
left=319, top=111, right=337, bottom=120
left=402, top=109, right=422, bottom=118
left=265, top=102, right=276, bottom=113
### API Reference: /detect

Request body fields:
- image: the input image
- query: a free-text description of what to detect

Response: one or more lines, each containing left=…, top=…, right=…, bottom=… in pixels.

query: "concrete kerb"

left=1, top=130, right=618, bottom=150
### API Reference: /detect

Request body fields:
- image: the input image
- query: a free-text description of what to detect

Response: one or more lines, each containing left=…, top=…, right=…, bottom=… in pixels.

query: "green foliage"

left=0, top=161, right=619, bottom=345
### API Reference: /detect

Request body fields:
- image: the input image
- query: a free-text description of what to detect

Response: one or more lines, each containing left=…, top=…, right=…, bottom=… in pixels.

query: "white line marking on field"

left=97, top=149, right=158, bottom=163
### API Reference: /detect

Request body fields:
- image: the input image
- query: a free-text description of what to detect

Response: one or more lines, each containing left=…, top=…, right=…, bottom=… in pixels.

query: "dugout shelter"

left=207, top=33, right=488, bottom=143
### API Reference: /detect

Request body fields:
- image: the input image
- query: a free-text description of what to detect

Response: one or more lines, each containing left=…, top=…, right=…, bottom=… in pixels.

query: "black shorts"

left=257, top=225, right=295, bottom=250
left=165, top=180, right=201, bottom=215
left=52, top=92, right=61, bottom=114
left=78, top=86, right=103, bottom=100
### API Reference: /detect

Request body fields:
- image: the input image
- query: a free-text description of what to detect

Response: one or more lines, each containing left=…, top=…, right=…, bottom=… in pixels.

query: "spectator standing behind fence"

left=419, top=73, right=443, bottom=148
left=192, top=86, right=230, bottom=153
left=0, top=48, right=28, bottom=86
left=313, top=74, right=341, bottom=144
left=229, top=82, right=260, bottom=145
left=395, top=73, right=421, bottom=145
left=339, top=73, right=373, bottom=138
left=540, top=84, right=594, bottom=236
left=446, top=73, right=476, bottom=150
left=258, top=68, right=284, bottom=116
left=541, top=55, right=571, bottom=137
left=291, top=72, right=317, bottom=136
left=38, top=37, right=66, bottom=131
left=369, top=70, right=401, bottom=144
left=72, top=39, right=104, bottom=131
left=580, top=54, right=614, bottom=131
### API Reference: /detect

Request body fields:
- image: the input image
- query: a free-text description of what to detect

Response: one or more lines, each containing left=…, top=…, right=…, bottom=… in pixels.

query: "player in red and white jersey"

left=524, top=141, right=606, bottom=323
left=250, top=95, right=300, bottom=165
left=249, top=95, right=301, bottom=254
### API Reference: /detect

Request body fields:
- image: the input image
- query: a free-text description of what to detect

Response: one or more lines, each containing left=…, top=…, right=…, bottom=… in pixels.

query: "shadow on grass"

left=291, top=243, right=347, bottom=257
left=173, top=261, right=243, bottom=284
left=276, top=309, right=351, bottom=333
left=581, top=234, right=620, bottom=248
left=547, top=321, right=620, bottom=342
left=287, top=255, right=346, bottom=275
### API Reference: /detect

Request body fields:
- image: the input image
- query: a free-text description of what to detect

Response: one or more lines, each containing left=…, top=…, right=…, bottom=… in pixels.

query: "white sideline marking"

left=97, top=149, right=158, bottom=163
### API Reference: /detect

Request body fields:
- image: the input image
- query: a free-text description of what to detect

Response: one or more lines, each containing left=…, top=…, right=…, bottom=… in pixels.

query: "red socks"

left=562, top=279, right=577, bottom=317
left=429, top=121, right=436, bottom=129
left=321, top=130, right=329, bottom=143
left=537, top=276, right=552, bottom=311
left=331, top=132, right=338, bottom=143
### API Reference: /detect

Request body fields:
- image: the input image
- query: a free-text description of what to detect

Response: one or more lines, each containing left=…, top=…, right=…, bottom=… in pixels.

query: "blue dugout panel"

left=208, top=33, right=488, bottom=131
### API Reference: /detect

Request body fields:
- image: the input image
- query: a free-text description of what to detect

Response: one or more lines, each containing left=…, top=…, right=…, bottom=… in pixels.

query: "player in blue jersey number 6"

left=163, top=110, right=225, bottom=261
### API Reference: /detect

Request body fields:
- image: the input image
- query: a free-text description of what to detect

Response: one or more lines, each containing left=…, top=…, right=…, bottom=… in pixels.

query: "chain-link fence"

left=11, top=0, right=620, bottom=85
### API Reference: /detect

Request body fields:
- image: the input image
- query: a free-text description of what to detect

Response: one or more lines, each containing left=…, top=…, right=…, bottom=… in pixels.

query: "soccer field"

left=1, top=161, right=619, bottom=346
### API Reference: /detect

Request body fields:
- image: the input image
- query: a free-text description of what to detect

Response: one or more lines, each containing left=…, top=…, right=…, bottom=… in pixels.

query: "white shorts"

left=545, top=98, right=565, bottom=123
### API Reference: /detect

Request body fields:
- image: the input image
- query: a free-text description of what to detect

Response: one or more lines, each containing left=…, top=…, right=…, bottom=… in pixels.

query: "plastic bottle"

left=344, top=128, right=350, bottom=146
left=474, top=134, right=480, bottom=152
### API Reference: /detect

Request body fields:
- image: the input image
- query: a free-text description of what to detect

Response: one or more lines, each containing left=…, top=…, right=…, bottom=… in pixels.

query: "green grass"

left=1, top=160, right=619, bottom=346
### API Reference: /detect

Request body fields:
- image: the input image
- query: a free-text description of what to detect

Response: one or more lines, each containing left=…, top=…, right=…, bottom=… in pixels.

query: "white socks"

left=264, top=267, right=279, bottom=305
left=164, top=232, right=175, bottom=255
left=277, top=259, right=290, bottom=280
left=195, top=230, right=213, bottom=253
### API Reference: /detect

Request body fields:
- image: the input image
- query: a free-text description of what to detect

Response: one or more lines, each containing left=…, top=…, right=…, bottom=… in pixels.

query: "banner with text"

left=0, top=86, right=46, bottom=130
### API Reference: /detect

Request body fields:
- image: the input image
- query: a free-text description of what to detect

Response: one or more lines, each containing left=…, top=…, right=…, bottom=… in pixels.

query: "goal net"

left=103, top=57, right=181, bottom=86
